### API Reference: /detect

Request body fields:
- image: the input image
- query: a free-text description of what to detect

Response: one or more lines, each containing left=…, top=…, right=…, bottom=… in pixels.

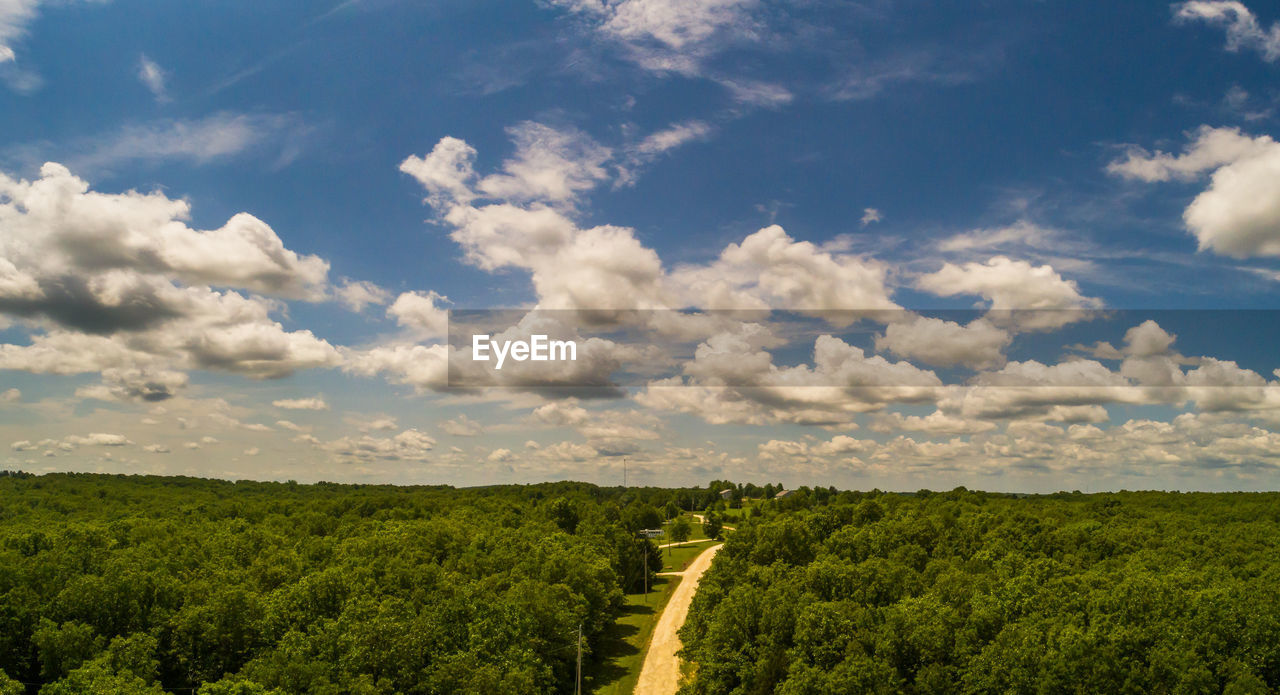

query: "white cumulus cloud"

left=0, top=163, right=341, bottom=381
left=917, top=256, right=1102, bottom=330
left=336, top=279, right=390, bottom=313
left=1110, top=126, right=1280, bottom=257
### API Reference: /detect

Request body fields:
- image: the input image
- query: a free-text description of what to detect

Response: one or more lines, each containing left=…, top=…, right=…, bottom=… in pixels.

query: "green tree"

left=623, top=503, right=663, bottom=533
left=547, top=497, right=579, bottom=534
left=33, top=619, right=102, bottom=681
left=199, top=678, right=287, bottom=694
left=670, top=517, right=692, bottom=546
left=39, top=657, right=166, bottom=695
left=0, top=670, right=21, bottom=695
left=702, top=513, right=723, bottom=540
left=105, top=633, right=160, bottom=682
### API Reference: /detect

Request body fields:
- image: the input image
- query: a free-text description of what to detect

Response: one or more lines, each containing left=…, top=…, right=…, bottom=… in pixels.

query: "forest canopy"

left=4, top=474, right=1279, bottom=694
left=679, top=488, right=1280, bottom=695
left=0, top=473, right=727, bottom=694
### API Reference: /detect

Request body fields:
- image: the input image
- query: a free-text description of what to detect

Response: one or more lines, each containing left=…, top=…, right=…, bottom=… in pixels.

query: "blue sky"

left=2, top=0, right=1280, bottom=491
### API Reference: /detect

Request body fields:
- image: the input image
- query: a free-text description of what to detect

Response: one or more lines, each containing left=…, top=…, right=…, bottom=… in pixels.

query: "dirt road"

left=633, top=542, right=723, bottom=695
left=657, top=538, right=714, bottom=549
left=691, top=513, right=736, bottom=532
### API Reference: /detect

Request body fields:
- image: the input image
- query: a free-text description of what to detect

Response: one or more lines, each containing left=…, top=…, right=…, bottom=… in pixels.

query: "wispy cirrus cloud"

left=0, top=0, right=63, bottom=63
left=136, top=54, right=168, bottom=101
left=544, top=0, right=1004, bottom=110
left=1175, top=1, right=1280, bottom=62
left=75, top=112, right=310, bottom=171
left=549, top=0, right=762, bottom=76
left=1, top=0, right=107, bottom=91
left=825, top=48, right=991, bottom=101
left=4, top=112, right=313, bottom=174
left=546, top=0, right=796, bottom=106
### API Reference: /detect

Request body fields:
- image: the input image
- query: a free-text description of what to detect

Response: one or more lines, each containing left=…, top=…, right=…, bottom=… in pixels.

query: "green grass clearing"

left=715, top=498, right=760, bottom=524
left=661, top=541, right=713, bottom=573
left=583, top=575, right=683, bottom=694
left=667, top=513, right=712, bottom=541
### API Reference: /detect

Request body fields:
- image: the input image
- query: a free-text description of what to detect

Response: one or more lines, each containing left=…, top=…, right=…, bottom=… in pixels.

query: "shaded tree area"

left=0, top=474, right=701, bottom=694
left=680, top=489, right=1280, bottom=695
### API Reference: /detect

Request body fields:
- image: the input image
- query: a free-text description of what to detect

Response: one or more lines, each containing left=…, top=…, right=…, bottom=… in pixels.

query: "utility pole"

left=575, top=622, right=582, bottom=695
left=623, top=456, right=628, bottom=488
left=643, top=537, right=648, bottom=602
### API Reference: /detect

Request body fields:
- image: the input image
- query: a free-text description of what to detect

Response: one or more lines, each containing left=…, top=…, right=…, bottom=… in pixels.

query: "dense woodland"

left=0, top=472, right=747, bottom=695
left=4, top=474, right=1278, bottom=695
left=680, top=488, right=1280, bottom=695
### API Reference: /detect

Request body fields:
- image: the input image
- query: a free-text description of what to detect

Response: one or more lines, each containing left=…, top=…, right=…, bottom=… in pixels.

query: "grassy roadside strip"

left=587, top=515, right=734, bottom=693
left=584, top=575, right=684, bottom=694
left=588, top=519, right=732, bottom=691
left=660, top=542, right=712, bottom=573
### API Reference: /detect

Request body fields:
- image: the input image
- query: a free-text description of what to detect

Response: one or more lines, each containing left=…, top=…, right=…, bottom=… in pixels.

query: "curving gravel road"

left=633, top=542, right=723, bottom=695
